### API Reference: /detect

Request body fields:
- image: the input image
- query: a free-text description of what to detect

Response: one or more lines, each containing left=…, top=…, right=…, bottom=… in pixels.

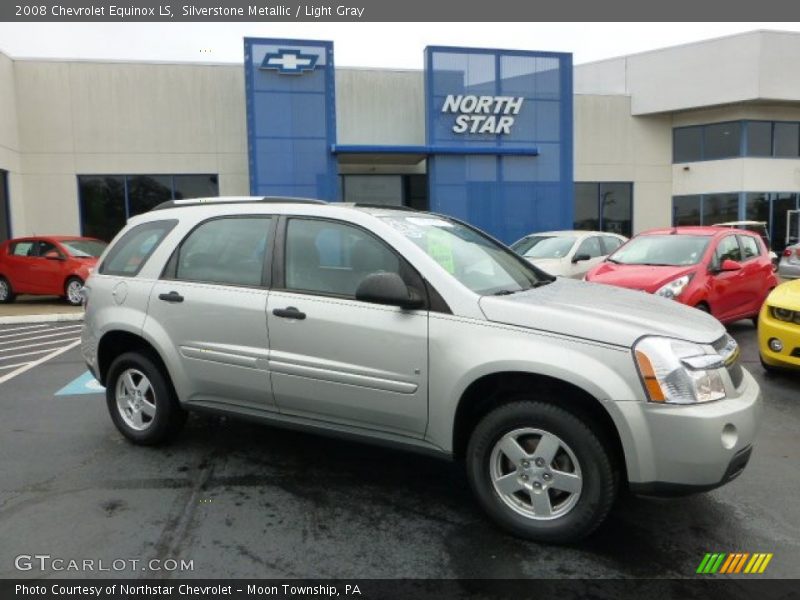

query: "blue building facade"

left=244, top=38, right=573, bottom=243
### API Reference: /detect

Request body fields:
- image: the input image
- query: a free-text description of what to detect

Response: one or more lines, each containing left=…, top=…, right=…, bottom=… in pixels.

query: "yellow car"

left=759, top=279, right=800, bottom=372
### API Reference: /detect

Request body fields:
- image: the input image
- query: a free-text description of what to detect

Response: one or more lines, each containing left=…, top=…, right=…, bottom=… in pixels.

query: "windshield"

left=608, top=234, right=710, bottom=266
left=382, top=215, right=549, bottom=295
left=512, top=235, right=576, bottom=259
left=60, top=239, right=107, bottom=258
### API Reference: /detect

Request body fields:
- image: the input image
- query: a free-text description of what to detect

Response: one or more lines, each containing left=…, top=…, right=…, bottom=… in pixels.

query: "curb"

left=0, top=313, right=84, bottom=325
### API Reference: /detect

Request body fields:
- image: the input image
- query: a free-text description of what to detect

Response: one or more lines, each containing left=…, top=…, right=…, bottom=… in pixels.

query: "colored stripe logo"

left=696, top=552, right=773, bottom=574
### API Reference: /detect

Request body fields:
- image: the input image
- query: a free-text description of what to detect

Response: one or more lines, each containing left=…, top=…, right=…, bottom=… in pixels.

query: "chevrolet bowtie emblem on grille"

left=260, top=49, right=318, bottom=74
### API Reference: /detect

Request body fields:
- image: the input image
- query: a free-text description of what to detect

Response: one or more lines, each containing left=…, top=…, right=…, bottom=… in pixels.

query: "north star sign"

left=442, top=95, right=524, bottom=135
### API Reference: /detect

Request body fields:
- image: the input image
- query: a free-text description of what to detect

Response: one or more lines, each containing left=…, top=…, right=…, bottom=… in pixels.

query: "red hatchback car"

left=585, top=226, right=779, bottom=324
left=0, top=236, right=107, bottom=305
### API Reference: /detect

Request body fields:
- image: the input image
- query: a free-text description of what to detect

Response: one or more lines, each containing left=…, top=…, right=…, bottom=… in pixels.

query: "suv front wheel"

left=466, top=400, right=617, bottom=543
left=106, top=352, right=187, bottom=445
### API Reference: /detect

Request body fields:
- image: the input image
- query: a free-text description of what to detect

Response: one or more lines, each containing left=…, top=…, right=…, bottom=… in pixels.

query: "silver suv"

left=81, top=198, right=762, bottom=542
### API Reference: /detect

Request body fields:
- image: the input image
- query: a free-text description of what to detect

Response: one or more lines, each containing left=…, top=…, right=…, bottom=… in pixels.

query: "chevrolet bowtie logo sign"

left=260, top=49, right=318, bottom=74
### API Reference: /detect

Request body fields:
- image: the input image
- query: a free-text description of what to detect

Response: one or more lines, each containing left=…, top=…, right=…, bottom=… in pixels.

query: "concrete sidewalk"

left=0, top=296, right=82, bottom=324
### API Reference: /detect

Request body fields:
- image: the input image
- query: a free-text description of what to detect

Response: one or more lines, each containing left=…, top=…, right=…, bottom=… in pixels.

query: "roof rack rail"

left=345, top=203, right=419, bottom=212
left=151, top=196, right=328, bottom=211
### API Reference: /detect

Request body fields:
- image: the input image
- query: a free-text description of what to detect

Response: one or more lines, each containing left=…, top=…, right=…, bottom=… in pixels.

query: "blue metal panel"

left=244, top=38, right=338, bottom=201
left=425, top=46, right=573, bottom=243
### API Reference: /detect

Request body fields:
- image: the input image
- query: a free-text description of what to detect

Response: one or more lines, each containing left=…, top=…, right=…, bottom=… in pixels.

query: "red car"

left=0, top=236, right=107, bottom=306
left=585, top=226, right=779, bottom=324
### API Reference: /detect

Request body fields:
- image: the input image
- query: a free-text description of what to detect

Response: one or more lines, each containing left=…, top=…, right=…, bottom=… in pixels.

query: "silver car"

left=81, top=198, right=761, bottom=543
left=778, top=243, right=800, bottom=279
left=510, top=230, right=627, bottom=279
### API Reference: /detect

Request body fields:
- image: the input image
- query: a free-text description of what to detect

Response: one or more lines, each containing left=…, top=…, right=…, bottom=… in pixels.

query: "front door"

left=146, top=216, right=276, bottom=411
left=709, top=234, right=749, bottom=320
left=266, top=217, right=429, bottom=437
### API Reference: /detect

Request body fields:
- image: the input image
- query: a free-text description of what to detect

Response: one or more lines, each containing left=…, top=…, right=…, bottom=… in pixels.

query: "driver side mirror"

left=355, top=272, right=424, bottom=309
left=720, top=259, right=743, bottom=272
left=572, top=253, right=591, bottom=264
left=44, top=250, right=64, bottom=261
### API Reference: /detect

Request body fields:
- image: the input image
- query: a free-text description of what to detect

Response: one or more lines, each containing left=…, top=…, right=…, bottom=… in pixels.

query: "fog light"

left=768, top=338, right=784, bottom=352
left=721, top=423, right=738, bottom=450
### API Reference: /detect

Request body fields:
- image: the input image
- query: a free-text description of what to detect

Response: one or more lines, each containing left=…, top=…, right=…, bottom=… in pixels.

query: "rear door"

left=265, top=216, right=429, bottom=437
left=146, top=216, right=277, bottom=411
left=737, top=234, right=772, bottom=315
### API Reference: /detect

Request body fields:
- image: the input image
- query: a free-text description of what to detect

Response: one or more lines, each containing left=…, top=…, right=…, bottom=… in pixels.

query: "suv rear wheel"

left=106, top=352, right=187, bottom=445
left=466, top=400, right=617, bottom=543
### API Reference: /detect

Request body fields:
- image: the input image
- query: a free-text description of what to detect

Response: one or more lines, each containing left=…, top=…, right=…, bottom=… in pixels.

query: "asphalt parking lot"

left=0, top=320, right=798, bottom=580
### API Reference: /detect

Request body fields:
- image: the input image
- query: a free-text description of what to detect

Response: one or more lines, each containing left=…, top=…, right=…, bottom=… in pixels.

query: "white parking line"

left=0, top=337, right=80, bottom=353
left=0, top=347, right=74, bottom=361
left=0, top=339, right=82, bottom=385
left=0, top=324, right=82, bottom=340
left=0, top=361, right=30, bottom=370
left=0, top=323, right=50, bottom=334
left=0, top=329, right=83, bottom=346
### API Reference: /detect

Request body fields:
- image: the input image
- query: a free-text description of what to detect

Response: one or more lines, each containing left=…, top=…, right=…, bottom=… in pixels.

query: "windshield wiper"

left=606, top=257, right=621, bottom=264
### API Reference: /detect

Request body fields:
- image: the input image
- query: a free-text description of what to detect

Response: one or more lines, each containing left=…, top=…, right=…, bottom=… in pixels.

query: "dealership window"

left=746, top=122, right=773, bottom=157
left=0, top=169, right=9, bottom=242
left=573, top=182, right=632, bottom=237
left=675, top=192, right=800, bottom=250
left=79, top=174, right=218, bottom=241
left=339, top=175, right=428, bottom=210
left=773, top=123, right=800, bottom=158
left=703, top=122, right=741, bottom=160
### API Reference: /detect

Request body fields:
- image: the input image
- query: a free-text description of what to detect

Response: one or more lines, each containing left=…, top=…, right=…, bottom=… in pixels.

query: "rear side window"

left=171, top=217, right=272, bottom=287
left=602, top=236, right=624, bottom=253
left=10, top=241, right=35, bottom=256
left=738, top=235, right=761, bottom=261
left=100, top=220, right=177, bottom=277
left=576, top=236, right=603, bottom=259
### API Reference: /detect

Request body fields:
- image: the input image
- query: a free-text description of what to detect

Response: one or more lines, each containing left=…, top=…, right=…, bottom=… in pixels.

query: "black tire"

left=695, top=302, right=710, bottom=313
left=0, top=276, right=15, bottom=303
left=106, top=351, right=187, bottom=445
left=64, top=276, right=84, bottom=306
left=760, top=354, right=780, bottom=375
left=466, top=400, right=617, bottom=544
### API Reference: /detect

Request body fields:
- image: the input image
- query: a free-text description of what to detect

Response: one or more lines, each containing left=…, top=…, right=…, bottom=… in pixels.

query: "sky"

left=0, top=22, right=799, bottom=67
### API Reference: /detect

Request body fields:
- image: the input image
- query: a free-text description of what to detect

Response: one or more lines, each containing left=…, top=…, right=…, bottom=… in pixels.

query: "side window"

left=576, top=236, right=603, bottom=259
left=601, top=236, right=624, bottom=254
left=738, top=235, right=761, bottom=261
left=173, top=217, right=272, bottom=287
left=285, top=218, right=418, bottom=298
left=36, top=241, right=61, bottom=258
left=714, top=235, right=742, bottom=267
left=10, top=241, right=35, bottom=256
left=100, top=220, right=177, bottom=277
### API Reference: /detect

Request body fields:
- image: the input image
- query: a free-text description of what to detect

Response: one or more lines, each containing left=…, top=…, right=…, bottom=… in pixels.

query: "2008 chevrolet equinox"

left=81, top=197, right=762, bottom=542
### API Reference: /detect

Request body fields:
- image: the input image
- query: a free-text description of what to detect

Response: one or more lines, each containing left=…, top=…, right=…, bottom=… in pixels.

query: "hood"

left=767, top=279, right=800, bottom=309
left=479, top=278, right=725, bottom=348
left=526, top=257, right=568, bottom=277
left=586, top=262, right=697, bottom=293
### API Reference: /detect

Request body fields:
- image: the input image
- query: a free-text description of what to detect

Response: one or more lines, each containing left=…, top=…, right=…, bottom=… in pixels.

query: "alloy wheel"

left=115, top=368, right=157, bottom=431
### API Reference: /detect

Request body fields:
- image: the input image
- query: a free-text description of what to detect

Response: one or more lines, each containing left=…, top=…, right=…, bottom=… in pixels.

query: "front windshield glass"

left=608, top=234, right=710, bottom=266
left=60, top=239, right=107, bottom=258
left=382, top=215, right=547, bottom=295
left=512, top=235, right=577, bottom=259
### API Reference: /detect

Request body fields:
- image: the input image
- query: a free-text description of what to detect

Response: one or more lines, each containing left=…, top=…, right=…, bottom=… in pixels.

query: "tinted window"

left=285, top=219, right=411, bottom=298
left=574, top=183, right=599, bottom=230
left=599, top=183, right=633, bottom=236
left=673, top=127, right=703, bottom=163
left=738, top=235, right=761, bottom=260
left=703, top=122, right=741, bottom=160
left=715, top=236, right=742, bottom=266
left=673, top=195, right=702, bottom=226
left=576, top=236, right=603, bottom=259
left=36, top=241, right=61, bottom=258
left=602, top=236, right=624, bottom=253
left=174, top=175, right=219, bottom=200
left=773, top=123, right=800, bottom=157
left=10, top=241, right=34, bottom=256
left=100, top=220, right=176, bottom=277
left=174, top=217, right=271, bottom=287
left=703, top=193, right=739, bottom=225
left=746, top=122, right=772, bottom=157
left=128, top=175, right=173, bottom=216
left=79, top=176, right=127, bottom=242
left=0, top=170, right=9, bottom=243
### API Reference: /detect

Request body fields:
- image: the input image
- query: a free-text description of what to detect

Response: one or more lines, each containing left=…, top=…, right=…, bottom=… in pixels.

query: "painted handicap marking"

left=56, top=370, right=105, bottom=396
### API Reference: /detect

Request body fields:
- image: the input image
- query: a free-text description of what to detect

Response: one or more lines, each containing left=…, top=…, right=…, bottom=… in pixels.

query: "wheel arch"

left=452, top=371, right=628, bottom=483
left=97, top=330, right=168, bottom=388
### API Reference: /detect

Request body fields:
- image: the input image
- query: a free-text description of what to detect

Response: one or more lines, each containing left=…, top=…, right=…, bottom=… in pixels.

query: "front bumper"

left=617, top=367, right=762, bottom=494
left=759, top=308, right=800, bottom=370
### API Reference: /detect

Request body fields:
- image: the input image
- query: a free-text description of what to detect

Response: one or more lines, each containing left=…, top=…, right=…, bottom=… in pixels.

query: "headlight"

left=633, top=336, right=727, bottom=404
left=655, top=274, right=693, bottom=299
left=771, top=306, right=800, bottom=324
